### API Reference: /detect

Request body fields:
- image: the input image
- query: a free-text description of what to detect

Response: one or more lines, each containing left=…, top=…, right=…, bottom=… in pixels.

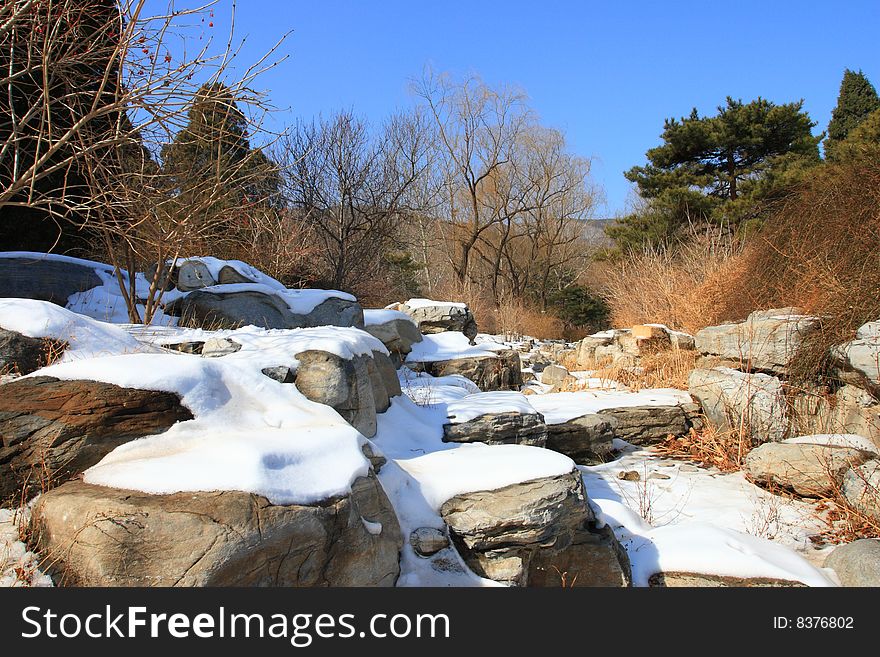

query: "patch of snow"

left=1, top=507, right=53, bottom=588
left=406, top=332, right=506, bottom=363
left=193, top=283, right=355, bottom=316
left=403, top=298, right=467, bottom=310
left=528, top=389, right=693, bottom=425
left=361, top=518, right=383, bottom=535
left=176, top=256, right=286, bottom=291
left=397, top=368, right=481, bottom=406
left=784, top=433, right=879, bottom=454
left=446, top=391, right=539, bottom=424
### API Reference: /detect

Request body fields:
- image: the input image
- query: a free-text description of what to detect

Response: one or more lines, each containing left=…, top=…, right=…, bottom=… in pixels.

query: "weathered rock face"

left=575, top=325, right=694, bottom=369
left=363, top=318, right=423, bottom=363
left=789, top=384, right=880, bottom=449
left=833, top=320, right=880, bottom=393
left=175, top=260, right=217, bottom=291
left=443, top=412, right=548, bottom=447
left=30, top=475, right=402, bottom=587
left=201, top=337, right=242, bottom=358
left=0, top=256, right=102, bottom=305
left=0, top=377, right=193, bottom=504
left=294, top=351, right=378, bottom=437
left=399, top=301, right=478, bottom=343
left=165, top=291, right=364, bottom=331
left=371, top=350, right=402, bottom=403
left=744, top=442, right=875, bottom=497
left=688, top=367, right=789, bottom=443
left=439, top=470, right=631, bottom=587
left=540, top=364, right=572, bottom=386
left=409, top=527, right=449, bottom=557
left=416, top=350, right=523, bottom=392
left=648, top=572, right=805, bottom=587
left=0, top=329, right=66, bottom=375
left=694, top=308, right=818, bottom=375
left=842, top=459, right=880, bottom=523
left=824, top=539, right=880, bottom=587
left=545, top=414, right=616, bottom=465
left=598, top=405, right=690, bottom=445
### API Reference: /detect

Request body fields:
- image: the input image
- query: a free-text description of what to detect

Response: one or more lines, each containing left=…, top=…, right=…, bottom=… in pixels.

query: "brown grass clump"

left=654, top=421, right=753, bottom=473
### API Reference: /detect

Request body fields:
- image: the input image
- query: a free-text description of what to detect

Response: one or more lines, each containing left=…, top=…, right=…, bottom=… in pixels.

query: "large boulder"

left=439, top=470, right=631, bottom=587
left=545, top=414, right=616, bottom=465
left=30, top=475, right=402, bottom=587
left=540, top=364, right=573, bottom=386
left=0, top=328, right=66, bottom=375
left=363, top=315, right=423, bottom=364
left=842, top=459, right=880, bottom=523
left=694, top=308, right=818, bottom=375
left=790, top=384, right=880, bottom=450
left=0, top=255, right=102, bottom=305
left=824, top=539, right=880, bottom=587
left=744, top=442, right=875, bottom=497
left=399, top=300, right=478, bottom=343
left=165, top=290, right=364, bottom=331
left=443, top=412, right=548, bottom=447
left=688, top=367, right=789, bottom=443
left=833, top=320, right=880, bottom=394
left=0, top=377, right=193, bottom=504
left=597, top=405, right=690, bottom=445
left=415, top=350, right=522, bottom=392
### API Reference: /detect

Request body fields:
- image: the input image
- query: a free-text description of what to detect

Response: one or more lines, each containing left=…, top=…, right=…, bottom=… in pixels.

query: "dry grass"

left=654, top=421, right=753, bottom=473
left=812, top=459, right=880, bottom=543
left=571, top=349, right=698, bottom=392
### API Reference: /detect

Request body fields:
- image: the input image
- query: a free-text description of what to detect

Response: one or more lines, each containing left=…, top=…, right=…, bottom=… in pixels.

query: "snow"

left=397, top=367, right=481, bottom=406
left=0, top=250, right=115, bottom=272
left=34, top=351, right=371, bottom=506
left=528, top=389, right=693, bottom=425
left=446, top=391, right=539, bottom=424
left=403, top=298, right=467, bottom=310
left=364, top=309, right=417, bottom=326
left=0, top=299, right=152, bottom=360
left=406, top=332, right=507, bottom=363
left=193, top=283, right=355, bottom=316
left=177, top=256, right=286, bottom=291
left=784, top=433, right=879, bottom=454
left=1, top=507, right=52, bottom=587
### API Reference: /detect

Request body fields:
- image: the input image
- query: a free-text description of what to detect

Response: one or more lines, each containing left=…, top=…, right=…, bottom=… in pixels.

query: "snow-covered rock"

left=833, top=320, right=880, bottom=391
left=0, top=252, right=104, bottom=305
left=545, top=414, right=616, bottom=465
left=362, top=310, right=423, bottom=364
left=398, top=298, right=478, bottom=343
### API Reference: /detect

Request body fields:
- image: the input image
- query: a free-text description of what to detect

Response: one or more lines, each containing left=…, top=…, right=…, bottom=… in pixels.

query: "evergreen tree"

left=825, top=69, right=880, bottom=160
left=607, top=97, right=820, bottom=253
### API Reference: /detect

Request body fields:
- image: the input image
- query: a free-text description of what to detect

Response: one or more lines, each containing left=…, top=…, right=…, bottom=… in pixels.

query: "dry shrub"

left=654, top=421, right=753, bottom=473
left=599, top=230, right=750, bottom=334
left=599, top=349, right=699, bottom=391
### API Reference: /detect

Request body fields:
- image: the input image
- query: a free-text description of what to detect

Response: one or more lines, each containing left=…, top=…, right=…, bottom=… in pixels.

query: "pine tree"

left=825, top=70, right=880, bottom=160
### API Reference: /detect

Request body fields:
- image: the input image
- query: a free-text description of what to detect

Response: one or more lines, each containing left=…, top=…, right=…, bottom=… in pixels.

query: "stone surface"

left=842, top=459, right=880, bottom=523
left=443, top=412, right=548, bottom=447
left=165, top=291, right=364, bottom=331
left=824, top=539, right=880, bottom=587
left=0, top=377, right=193, bottom=504
left=30, top=475, right=402, bottom=587
left=688, top=367, right=789, bottom=443
left=790, top=384, right=880, bottom=449
left=0, top=328, right=66, bottom=375
left=545, top=414, right=616, bottom=465
left=744, top=442, right=875, bottom=497
left=363, top=318, right=423, bottom=361
left=201, top=337, right=242, bottom=358
left=440, top=470, right=630, bottom=587
left=217, top=265, right=256, bottom=285
left=400, top=301, right=478, bottom=343
left=415, top=349, right=522, bottom=391
left=294, top=350, right=377, bottom=437
left=361, top=442, right=386, bottom=473
left=175, top=260, right=216, bottom=291
left=694, top=308, right=818, bottom=375
left=540, top=364, right=571, bottom=386
left=575, top=326, right=692, bottom=369
left=261, top=366, right=295, bottom=384
left=648, top=572, right=805, bottom=587
left=409, top=527, right=449, bottom=557
left=0, top=256, right=102, bottom=305
left=833, top=320, right=880, bottom=393
left=371, top=350, right=402, bottom=402
left=598, top=405, right=690, bottom=445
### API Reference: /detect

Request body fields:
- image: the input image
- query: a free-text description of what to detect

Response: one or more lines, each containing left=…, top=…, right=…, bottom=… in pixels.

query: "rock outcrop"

left=824, top=539, right=880, bottom=587
left=398, top=300, right=478, bottom=343
left=575, top=325, right=695, bottom=369
left=443, top=412, right=548, bottom=447
left=0, top=328, right=66, bottom=375
left=597, top=405, right=691, bottom=445
left=0, top=255, right=103, bottom=305
left=0, top=377, right=193, bottom=504
left=30, top=475, right=402, bottom=587
left=363, top=317, right=423, bottom=365
left=439, top=470, right=631, bottom=587
left=545, top=414, right=616, bottom=465
left=413, top=350, right=523, bottom=391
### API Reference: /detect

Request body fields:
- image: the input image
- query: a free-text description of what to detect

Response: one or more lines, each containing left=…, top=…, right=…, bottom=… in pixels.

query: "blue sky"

left=149, top=0, right=879, bottom=218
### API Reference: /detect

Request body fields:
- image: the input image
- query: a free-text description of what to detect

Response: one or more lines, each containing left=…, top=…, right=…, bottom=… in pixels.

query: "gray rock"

left=833, top=320, right=880, bottom=393
left=688, top=367, right=789, bottom=443
left=361, top=442, right=386, bottom=473
left=400, top=301, right=478, bottom=343
left=598, top=405, right=690, bottom=445
left=294, top=350, right=377, bottom=437
left=540, top=364, right=572, bottom=386
left=790, top=384, right=880, bottom=448
left=175, top=260, right=216, bottom=291
left=694, top=308, right=818, bottom=374
left=545, top=414, right=616, bottom=465
left=0, top=377, right=193, bottom=504
left=0, top=328, right=66, bottom=375
left=364, top=318, right=423, bottom=360
left=366, top=356, right=390, bottom=414
left=824, top=539, right=880, bottom=587
left=165, top=291, right=364, bottom=331
left=413, top=349, right=522, bottom=391
left=372, top=350, right=402, bottom=402
left=0, top=256, right=102, bottom=305
left=409, top=527, right=449, bottom=557
left=161, top=341, right=204, bottom=355
left=440, top=470, right=630, bottom=587
left=443, top=412, right=548, bottom=447
left=842, top=459, right=880, bottom=523
left=648, top=572, right=805, bottom=587
left=261, top=366, right=295, bottom=384
left=744, top=442, right=875, bottom=497
left=30, top=475, right=402, bottom=587
left=201, top=337, right=242, bottom=358
left=217, top=265, right=256, bottom=285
